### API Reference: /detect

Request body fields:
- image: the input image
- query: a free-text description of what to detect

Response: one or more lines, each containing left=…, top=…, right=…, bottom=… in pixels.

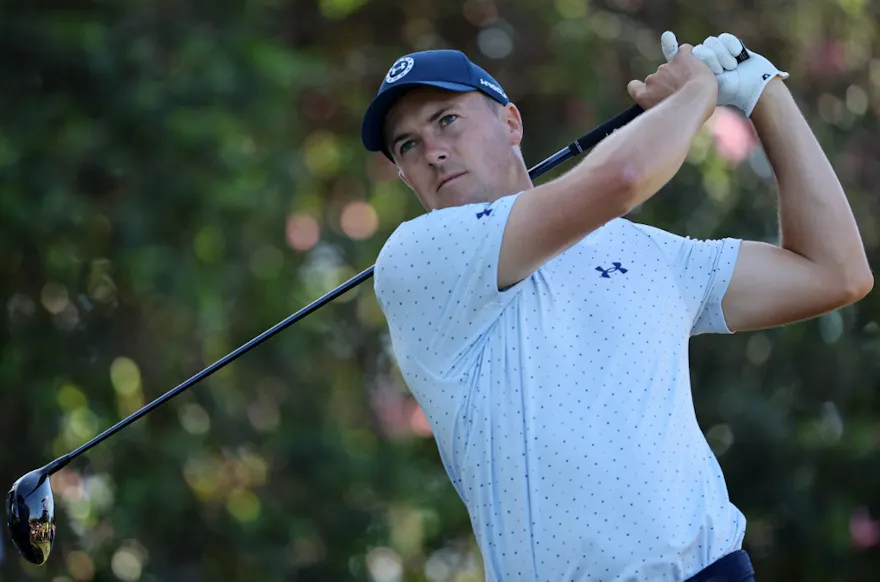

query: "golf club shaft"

left=44, top=102, right=646, bottom=477
left=528, top=104, right=643, bottom=177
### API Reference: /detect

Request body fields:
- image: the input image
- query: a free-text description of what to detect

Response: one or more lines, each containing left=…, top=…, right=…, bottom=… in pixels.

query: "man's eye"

left=439, top=114, right=458, bottom=127
left=398, top=140, right=416, bottom=155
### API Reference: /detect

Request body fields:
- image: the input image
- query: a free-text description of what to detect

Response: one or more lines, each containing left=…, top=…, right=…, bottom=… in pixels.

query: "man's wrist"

left=750, top=78, right=790, bottom=124
left=681, top=76, right=719, bottom=121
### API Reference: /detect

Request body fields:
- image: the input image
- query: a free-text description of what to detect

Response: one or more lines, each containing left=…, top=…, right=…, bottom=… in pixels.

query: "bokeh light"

left=84, top=474, right=116, bottom=511
left=462, top=0, right=498, bottom=26
left=366, top=547, right=403, bottom=582
left=477, top=25, right=514, bottom=59
left=67, top=407, right=99, bottom=443
left=424, top=546, right=484, bottom=582
left=111, top=547, right=143, bottom=581
left=286, top=212, right=320, bottom=251
left=52, top=469, right=84, bottom=503
left=57, top=383, right=87, bottom=411
left=850, top=507, right=880, bottom=549
left=178, top=402, right=211, bottom=435
left=65, top=551, right=95, bottom=581
left=818, top=93, right=845, bottom=125
left=55, top=302, right=80, bottom=330
left=110, top=357, right=145, bottom=417
left=184, top=456, right=223, bottom=502
left=554, top=0, right=588, bottom=20
left=247, top=393, right=280, bottom=432
left=87, top=259, right=117, bottom=303
left=746, top=334, right=773, bottom=365
left=705, top=424, right=734, bottom=456
left=846, top=84, right=868, bottom=115
left=591, top=11, right=621, bottom=39
left=110, top=357, right=142, bottom=397
left=227, top=489, right=261, bottom=522
left=319, top=0, right=368, bottom=19
left=340, top=201, right=379, bottom=240
left=41, top=282, right=69, bottom=314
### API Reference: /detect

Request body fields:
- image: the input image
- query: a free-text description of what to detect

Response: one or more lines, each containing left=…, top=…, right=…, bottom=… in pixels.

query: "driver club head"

left=6, top=468, right=56, bottom=565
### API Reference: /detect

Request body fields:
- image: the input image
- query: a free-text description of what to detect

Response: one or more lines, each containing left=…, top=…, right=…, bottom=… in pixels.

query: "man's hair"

left=484, top=94, right=503, bottom=115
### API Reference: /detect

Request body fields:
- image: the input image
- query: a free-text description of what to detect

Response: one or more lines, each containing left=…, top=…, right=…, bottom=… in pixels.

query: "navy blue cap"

left=361, top=50, right=510, bottom=156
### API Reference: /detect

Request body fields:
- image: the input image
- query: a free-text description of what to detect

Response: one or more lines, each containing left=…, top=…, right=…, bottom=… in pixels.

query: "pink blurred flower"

left=809, top=40, right=847, bottom=78
left=850, top=506, right=880, bottom=549
left=708, top=107, right=758, bottom=165
left=370, top=380, right=432, bottom=438
left=408, top=404, right=433, bottom=437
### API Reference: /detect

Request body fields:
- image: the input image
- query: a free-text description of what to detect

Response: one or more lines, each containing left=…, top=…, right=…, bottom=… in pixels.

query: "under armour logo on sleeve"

left=476, top=204, right=493, bottom=219
left=596, top=262, right=628, bottom=278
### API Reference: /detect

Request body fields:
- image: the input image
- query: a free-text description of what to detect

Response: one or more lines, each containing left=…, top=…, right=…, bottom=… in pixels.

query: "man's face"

left=383, top=87, right=525, bottom=211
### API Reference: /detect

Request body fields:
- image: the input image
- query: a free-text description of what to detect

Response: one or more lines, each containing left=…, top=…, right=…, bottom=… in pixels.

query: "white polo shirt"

left=374, top=192, right=746, bottom=581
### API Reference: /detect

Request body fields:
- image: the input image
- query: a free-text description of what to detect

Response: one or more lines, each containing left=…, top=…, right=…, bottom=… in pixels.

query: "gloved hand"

left=661, top=31, right=789, bottom=117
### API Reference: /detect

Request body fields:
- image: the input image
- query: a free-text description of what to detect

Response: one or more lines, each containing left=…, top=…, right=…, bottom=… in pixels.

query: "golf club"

left=6, top=102, right=645, bottom=566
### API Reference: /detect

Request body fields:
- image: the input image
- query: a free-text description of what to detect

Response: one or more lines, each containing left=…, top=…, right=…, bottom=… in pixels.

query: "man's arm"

left=498, top=45, right=717, bottom=289
left=721, top=79, right=874, bottom=332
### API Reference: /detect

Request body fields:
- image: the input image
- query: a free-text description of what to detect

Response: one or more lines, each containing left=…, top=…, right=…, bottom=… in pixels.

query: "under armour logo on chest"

left=596, top=262, right=627, bottom=278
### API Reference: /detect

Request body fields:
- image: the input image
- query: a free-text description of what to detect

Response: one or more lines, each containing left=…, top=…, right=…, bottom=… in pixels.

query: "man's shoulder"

left=375, top=211, right=438, bottom=267
left=377, top=199, right=513, bottom=265
left=384, top=203, right=476, bottom=239
left=375, top=206, right=466, bottom=283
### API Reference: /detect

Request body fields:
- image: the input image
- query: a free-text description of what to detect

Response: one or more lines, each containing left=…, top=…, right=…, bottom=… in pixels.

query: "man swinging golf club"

left=361, top=30, right=873, bottom=581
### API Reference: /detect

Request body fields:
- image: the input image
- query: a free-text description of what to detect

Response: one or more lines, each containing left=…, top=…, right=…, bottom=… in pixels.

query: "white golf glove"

left=661, top=31, right=789, bottom=117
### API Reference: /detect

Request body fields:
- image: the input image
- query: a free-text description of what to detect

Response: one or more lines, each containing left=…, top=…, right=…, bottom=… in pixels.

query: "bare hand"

left=626, top=44, right=717, bottom=110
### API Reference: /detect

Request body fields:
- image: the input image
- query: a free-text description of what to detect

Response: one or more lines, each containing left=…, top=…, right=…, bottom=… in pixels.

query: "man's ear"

left=398, top=168, right=413, bottom=191
left=502, top=103, right=525, bottom=148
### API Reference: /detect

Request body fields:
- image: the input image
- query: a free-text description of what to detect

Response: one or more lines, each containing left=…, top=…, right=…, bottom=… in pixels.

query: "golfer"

left=360, top=31, right=872, bottom=581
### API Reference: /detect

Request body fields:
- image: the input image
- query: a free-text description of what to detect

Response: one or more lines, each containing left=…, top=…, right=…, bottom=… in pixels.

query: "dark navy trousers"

left=685, top=550, right=756, bottom=582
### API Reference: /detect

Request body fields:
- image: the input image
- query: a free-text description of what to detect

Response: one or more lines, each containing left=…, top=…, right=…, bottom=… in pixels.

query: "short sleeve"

left=374, top=193, right=526, bottom=375
left=631, top=223, right=742, bottom=336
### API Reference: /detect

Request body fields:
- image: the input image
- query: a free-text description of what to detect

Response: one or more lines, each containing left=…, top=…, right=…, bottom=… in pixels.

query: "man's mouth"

left=437, top=172, right=466, bottom=191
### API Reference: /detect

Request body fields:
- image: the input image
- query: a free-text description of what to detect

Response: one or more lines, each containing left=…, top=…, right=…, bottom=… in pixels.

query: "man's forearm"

left=498, top=77, right=717, bottom=290
left=750, top=79, right=873, bottom=289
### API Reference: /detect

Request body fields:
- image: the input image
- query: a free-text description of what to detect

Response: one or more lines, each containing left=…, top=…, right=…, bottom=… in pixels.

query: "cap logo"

left=480, top=78, right=507, bottom=99
left=385, top=57, right=415, bottom=83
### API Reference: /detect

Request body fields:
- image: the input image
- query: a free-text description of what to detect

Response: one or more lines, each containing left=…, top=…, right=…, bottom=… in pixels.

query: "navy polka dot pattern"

left=374, top=193, right=746, bottom=581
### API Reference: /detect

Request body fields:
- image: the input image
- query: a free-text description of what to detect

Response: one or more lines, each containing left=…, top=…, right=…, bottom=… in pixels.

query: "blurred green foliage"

left=1, top=0, right=879, bottom=580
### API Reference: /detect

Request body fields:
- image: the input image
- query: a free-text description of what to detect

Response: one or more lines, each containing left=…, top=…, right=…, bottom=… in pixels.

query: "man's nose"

left=423, top=137, right=449, bottom=165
